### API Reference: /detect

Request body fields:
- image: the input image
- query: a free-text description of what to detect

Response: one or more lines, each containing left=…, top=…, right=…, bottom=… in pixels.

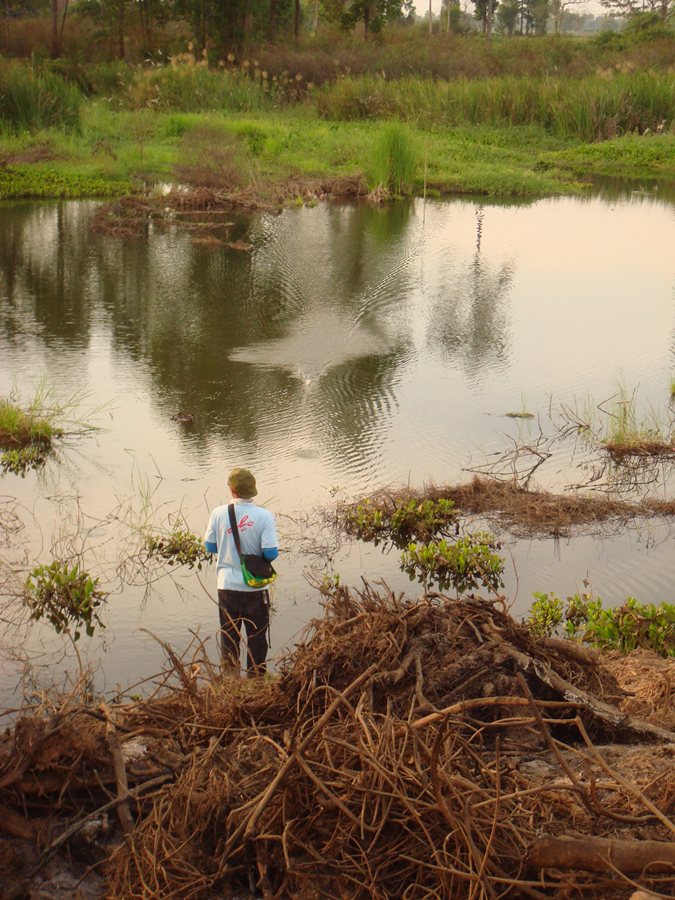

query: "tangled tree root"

left=1, top=586, right=673, bottom=898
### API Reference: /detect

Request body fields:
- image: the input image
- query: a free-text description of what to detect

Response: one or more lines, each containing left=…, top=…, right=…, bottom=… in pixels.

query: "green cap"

left=228, top=467, right=258, bottom=499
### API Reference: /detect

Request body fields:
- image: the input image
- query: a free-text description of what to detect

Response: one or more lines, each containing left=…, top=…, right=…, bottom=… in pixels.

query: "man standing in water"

left=204, top=467, right=279, bottom=675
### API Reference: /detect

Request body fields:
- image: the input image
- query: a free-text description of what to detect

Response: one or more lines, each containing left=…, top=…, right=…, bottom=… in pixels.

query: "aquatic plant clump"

left=343, top=496, right=458, bottom=547
left=0, top=397, right=61, bottom=476
left=367, top=121, right=419, bottom=196
left=402, top=532, right=504, bottom=595
left=23, top=560, right=108, bottom=640
left=0, top=61, right=82, bottom=133
left=0, top=445, right=49, bottom=477
left=0, top=398, right=57, bottom=449
left=145, top=529, right=212, bottom=569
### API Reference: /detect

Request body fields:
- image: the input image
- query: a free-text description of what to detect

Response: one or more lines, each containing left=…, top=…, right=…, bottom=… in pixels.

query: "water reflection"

left=1, top=191, right=675, bottom=708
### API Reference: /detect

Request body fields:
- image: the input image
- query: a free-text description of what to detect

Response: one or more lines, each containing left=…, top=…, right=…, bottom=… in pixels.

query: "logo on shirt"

left=227, top=514, right=255, bottom=535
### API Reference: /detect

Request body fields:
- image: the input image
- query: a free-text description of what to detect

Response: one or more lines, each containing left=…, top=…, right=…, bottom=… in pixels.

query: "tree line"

left=2, top=0, right=673, bottom=59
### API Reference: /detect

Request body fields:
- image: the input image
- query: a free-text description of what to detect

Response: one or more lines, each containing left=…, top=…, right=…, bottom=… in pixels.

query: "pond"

left=1, top=187, right=674, bottom=709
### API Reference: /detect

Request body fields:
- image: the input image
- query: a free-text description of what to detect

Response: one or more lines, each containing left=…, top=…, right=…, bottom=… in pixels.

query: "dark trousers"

left=217, top=589, right=269, bottom=675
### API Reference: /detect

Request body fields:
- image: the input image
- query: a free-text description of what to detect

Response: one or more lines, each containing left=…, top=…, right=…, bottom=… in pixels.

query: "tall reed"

left=0, top=62, right=82, bottom=132
left=122, top=65, right=271, bottom=113
left=367, top=122, right=419, bottom=195
left=315, top=72, right=674, bottom=141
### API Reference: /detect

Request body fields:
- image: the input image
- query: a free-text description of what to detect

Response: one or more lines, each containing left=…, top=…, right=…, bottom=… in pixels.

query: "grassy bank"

left=1, top=56, right=673, bottom=202
left=2, top=101, right=674, bottom=203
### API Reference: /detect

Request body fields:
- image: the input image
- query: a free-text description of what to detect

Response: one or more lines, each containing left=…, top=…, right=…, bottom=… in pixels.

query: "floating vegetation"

left=23, top=560, right=108, bottom=640
left=0, top=445, right=49, bottom=476
left=145, top=529, right=211, bottom=569
left=402, top=532, right=504, bottom=595
left=0, top=167, right=131, bottom=200
left=505, top=410, right=534, bottom=419
left=343, top=496, right=457, bottom=547
left=344, top=479, right=675, bottom=542
left=343, top=494, right=502, bottom=595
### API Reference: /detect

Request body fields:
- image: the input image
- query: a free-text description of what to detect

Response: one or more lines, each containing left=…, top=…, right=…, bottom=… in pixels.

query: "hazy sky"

left=427, top=0, right=605, bottom=15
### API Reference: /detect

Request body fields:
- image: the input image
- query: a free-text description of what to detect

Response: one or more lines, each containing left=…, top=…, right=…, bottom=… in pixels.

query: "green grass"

left=0, top=398, right=57, bottom=449
left=0, top=92, right=672, bottom=203
left=548, top=132, right=675, bottom=179
left=0, top=384, right=101, bottom=475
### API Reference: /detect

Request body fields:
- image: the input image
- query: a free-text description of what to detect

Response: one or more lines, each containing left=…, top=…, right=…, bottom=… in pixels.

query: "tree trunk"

left=3, top=0, right=9, bottom=52
left=294, top=0, right=300, bottom=39
left=50, top=0, right=60, bottom=57
left=117, top=0, right=125, bottom=61
left=364, top=3, right=370, bottom=37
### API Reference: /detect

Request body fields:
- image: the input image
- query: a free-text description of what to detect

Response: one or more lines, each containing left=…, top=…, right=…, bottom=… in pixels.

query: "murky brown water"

left=1, top=189, right=674, bottom=707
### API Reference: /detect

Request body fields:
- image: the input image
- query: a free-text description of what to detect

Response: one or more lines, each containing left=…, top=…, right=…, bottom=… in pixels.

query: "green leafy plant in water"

left=24, top=561, right=107, bottom=640
left=401, top=532, right=504, bottom=595
left=528, top=591, right=564, bottom=637
left=145, top=529, right=212, bottom=569
left=344, top=497, right=457, bottom=548
left=1, top=445, right=49, bottom=476
left=529, top=590, right=674, bottom=657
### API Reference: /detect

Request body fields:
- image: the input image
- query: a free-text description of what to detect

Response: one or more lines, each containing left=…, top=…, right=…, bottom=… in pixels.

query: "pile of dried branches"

left=1, top=586, right=673, bottom=899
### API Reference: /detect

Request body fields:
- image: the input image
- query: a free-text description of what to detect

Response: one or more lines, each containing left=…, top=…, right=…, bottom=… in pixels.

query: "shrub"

left=528, top=590, right=675, bottom=657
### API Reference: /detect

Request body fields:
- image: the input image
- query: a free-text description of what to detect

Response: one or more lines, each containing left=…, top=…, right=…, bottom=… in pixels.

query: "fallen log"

left=528, top=835, right=675, bottom=874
